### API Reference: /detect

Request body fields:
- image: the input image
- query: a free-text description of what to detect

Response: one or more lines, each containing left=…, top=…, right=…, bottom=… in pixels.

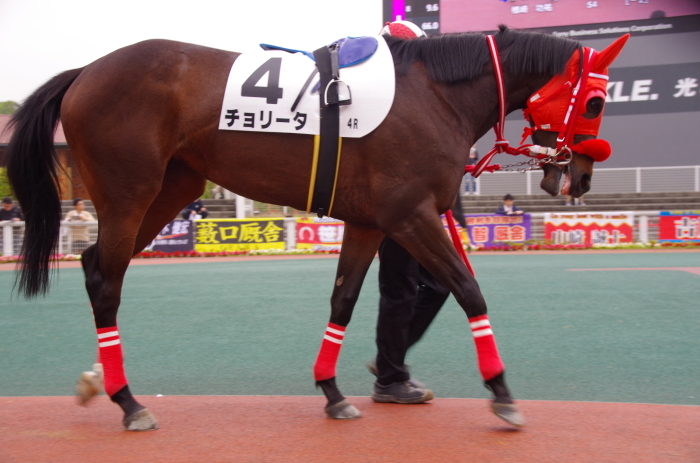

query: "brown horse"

left=6, top=27, right=626, bottom=430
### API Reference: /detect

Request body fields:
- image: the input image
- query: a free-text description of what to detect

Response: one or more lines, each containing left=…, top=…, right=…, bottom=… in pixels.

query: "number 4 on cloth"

left=347, top=118, right=358, bottom=129
left=241, top=58, right=284, bottom=104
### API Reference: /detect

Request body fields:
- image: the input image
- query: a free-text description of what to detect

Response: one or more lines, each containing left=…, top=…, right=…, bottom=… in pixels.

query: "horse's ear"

left=592, top=34, right=630, bottom=72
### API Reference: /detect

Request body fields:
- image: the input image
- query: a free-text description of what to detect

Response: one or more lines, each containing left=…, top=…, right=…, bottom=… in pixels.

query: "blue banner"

left=465, top=214, right=532, bottom=248
left=147, top=219, right=195, bottom=252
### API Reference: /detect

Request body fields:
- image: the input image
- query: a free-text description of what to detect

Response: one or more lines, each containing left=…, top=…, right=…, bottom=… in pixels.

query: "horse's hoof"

left=491, top=402, right=526, bottom=427
left=75, top=364, right=104, bottom=406
left=123, top=408, right=159, bottom=431
left=325, top=399, right=362, bottom=420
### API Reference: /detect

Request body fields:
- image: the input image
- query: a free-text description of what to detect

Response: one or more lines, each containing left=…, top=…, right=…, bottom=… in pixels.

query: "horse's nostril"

left=580, top=173, right=591, bottom=194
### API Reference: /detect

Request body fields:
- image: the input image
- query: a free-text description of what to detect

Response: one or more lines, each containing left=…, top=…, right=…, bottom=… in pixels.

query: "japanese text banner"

left=147, top=219, right=195, bottom=252
left=465, top=214, right=532, bottom=248
left=194, top=218, right=285, bottom=252
left=296, top=217, right=344, bottom=251
left=659, top=211, right=700, bottom=242
left=544, top=212, right=634, bottom=245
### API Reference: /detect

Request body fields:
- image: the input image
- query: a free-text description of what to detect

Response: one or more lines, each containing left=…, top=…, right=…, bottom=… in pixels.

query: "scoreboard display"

left=383, top=0, right=700, bottom=35
left=380, top=1, right=700, bottom=171
left=386, top=1, right=441, bottom=35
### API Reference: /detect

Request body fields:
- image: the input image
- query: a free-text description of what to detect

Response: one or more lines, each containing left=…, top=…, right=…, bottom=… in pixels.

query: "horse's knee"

left=329, top=292, right=360, bottom=326
left=455, top=278, right=487, bottom=316
left=470, top=295, right=487, bottom=315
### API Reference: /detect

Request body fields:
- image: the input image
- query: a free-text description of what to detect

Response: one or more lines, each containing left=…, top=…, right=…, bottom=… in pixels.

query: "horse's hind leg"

left=314, top=223, right=384, bottom=419
left=130, top=160, right=206, bottom=255
left=387, top=207, right=525, bottom=427
left=80, top=214, right=160, bottom=431
left=78, top=160, right=206, bottom=430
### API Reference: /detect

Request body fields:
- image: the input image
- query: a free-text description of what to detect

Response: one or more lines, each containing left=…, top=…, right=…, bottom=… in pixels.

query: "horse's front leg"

left=388, top=207, right=525, bottom=427
left=314, top=223, right=384, bottom=419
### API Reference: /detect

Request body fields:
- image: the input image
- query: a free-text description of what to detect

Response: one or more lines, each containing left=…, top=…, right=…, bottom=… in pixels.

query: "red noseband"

left=570, top=139, right=611, bottom=162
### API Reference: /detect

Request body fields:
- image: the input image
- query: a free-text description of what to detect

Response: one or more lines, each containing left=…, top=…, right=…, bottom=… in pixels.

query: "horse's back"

left=61, top=39, right=239, bottom=148
left=58, top=39, right=320, bottom=215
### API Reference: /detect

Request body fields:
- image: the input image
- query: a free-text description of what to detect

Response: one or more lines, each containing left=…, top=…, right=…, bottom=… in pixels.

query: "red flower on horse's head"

left=380, top=20, right=426, bottom=40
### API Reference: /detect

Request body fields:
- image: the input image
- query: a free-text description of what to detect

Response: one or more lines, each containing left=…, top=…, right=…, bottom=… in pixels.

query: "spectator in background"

left=182, top=198, right=209, bottom=220
left=464, top=146, right=479, bottom=195
left=64, top=198, right=95, bottom=253
left=211, top=184, right=224, bottom=199
left=495, top=194, right=524, bottom=215
left=566, top=195, right=586, bottom=206
left=0, top=197, right=23, bottom=222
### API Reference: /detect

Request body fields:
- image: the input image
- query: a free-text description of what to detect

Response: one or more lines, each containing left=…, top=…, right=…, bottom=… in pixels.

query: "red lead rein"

left=445, top=209, right=475, bottom=277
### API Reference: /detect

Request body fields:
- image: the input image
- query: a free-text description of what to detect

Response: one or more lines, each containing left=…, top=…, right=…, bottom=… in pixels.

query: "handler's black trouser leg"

left=376, top=237, right=450, bottom=386
left=408, top=264, right=450, bottom=348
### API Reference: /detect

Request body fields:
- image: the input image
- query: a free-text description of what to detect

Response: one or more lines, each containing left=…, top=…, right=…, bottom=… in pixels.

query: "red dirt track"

left=1, top=395, right=697, bottom=463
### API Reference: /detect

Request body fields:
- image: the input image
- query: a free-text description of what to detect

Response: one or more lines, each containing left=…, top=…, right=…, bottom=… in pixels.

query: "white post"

left=235, top=195, right=247, bottom=219
left=638, top=215, right=649, bottom=244
left=58, top=223, right=64, bottom=255
left=476, top=177, right=481, bottom=196
left=2, top=224, right=13, bottom=256
left=636, top=168, right=642, bottom=193
left=526, top=170, right=532, bottom=195
left=284, top=217, right=297, bottom=250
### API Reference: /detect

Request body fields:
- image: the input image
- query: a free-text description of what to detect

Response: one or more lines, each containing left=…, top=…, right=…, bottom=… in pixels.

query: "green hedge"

left=0, top=168, right=13, bottom=198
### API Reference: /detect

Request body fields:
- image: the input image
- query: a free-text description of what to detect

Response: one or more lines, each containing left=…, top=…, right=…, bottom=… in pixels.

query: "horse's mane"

left=385, top=25, right=580, bottom=83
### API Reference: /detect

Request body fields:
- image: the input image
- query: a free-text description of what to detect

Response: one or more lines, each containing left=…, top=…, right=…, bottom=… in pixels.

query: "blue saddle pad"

left=259, top=36, right=378, bottom=68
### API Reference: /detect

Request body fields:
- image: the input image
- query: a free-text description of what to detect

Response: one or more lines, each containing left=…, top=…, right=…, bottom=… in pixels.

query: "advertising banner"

left=148, top=219, right=194, bottom=252
left=659, top=211, right=700, bottom=242
left=194, top=218, right=285, bottom=252
left=296, top=217, right=344, bottom=251
left=440, top=215, right=470, bottom=245
left=464, top=214, right=532, bottom=248
left=544, top=212, right=634, bottom=245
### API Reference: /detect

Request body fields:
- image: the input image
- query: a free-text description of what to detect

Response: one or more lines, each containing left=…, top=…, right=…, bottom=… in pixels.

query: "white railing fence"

left=2, top=221, right=99, bottom=257
left=0, top=213, right=672, bottom=257
left=467, top=165, right=700, bottom=196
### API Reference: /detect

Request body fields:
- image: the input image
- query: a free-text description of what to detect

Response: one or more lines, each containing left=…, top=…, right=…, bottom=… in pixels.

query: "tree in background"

left=1, top=102, right=19, bottom=197
left=0, top=168, right=13, bottom=198
left=0, top=101, right=19, bottom=114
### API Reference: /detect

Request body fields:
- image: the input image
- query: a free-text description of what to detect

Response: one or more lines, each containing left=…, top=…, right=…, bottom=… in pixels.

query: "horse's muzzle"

left=540, top=160, right=592, bottom=198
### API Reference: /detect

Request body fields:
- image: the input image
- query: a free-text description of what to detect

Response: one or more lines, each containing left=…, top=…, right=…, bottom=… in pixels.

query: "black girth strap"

left=308, top=44, right=344, bottom=218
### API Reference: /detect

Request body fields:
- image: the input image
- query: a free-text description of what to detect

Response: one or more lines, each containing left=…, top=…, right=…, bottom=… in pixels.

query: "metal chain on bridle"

left=498, top=146, right=573, bottom=172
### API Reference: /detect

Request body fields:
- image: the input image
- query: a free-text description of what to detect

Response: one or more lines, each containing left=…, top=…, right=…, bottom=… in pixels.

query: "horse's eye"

left=582, top=97, right=604, bottom=119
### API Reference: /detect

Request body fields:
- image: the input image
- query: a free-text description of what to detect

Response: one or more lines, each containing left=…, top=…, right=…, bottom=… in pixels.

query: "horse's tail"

left=5, top=67, right=84, bottom=298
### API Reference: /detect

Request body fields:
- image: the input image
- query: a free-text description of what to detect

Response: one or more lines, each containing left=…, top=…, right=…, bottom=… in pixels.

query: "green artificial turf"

left=1, top=252, right=698, bottom=405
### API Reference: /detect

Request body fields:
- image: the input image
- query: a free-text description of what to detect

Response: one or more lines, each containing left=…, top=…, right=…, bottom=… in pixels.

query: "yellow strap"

left=326, top=137, right=343, bottom=217
left=306, top=135, right=321, bottom=213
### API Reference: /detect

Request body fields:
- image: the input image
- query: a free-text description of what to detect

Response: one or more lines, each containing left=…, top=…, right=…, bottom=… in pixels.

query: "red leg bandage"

left=313, top=323, right=346, bottom=381
left=97, top=326, right=128, bottom=396
left=469, top=315, right=504, bottom=381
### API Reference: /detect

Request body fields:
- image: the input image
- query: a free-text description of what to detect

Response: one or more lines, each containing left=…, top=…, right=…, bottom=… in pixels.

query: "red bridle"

left=468, top=36, right=607, bottom=179
left=448, top=36, right=607, bottom=273
left=447, top=33, right=626, bottom=270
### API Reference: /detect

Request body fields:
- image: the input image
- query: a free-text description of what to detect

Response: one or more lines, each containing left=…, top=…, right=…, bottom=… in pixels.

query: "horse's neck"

left=436, top=70, right=555, bottom=146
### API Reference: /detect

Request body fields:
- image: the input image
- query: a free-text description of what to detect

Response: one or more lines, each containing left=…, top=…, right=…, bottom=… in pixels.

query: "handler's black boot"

left=371, top=381, right=434, bottom=404
left=366, top=359, right=427, bottom=389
